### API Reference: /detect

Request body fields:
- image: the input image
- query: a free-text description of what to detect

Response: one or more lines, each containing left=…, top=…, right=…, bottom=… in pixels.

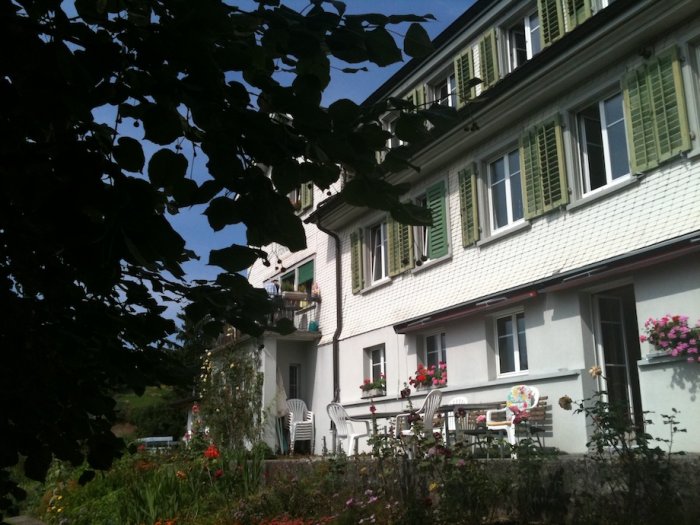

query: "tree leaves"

left=209, top=244, right=263, bottom=273
left=113, top=137, right=145, bottom=173
left=404, top=23, right=433, bottom=58
left=148, top=149, right=188, bottom=188
left=1, top=0, right=437, bottom=504
left=365, top=27, right=402, bottom=66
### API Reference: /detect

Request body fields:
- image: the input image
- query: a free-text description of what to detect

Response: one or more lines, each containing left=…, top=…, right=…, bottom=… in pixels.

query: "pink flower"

left=639, top=335, right=647, bottom=342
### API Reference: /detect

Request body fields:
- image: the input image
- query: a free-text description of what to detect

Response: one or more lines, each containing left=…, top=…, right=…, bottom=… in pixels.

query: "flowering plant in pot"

left=640, top=314, right=700, bottom=363
left=408, top=361, right=447, bottom=389
left=360, top=373, right=386, bottom=397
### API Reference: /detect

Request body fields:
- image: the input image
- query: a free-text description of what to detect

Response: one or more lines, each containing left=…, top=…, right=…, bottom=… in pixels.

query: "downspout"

left=313, top=221, right=343, bottom=403
left=307, top=217, right=343, bottom=454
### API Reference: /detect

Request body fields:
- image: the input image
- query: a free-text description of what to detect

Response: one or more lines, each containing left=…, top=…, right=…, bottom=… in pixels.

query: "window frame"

left=366, top=344, right=387, bottom=385
left=494, top=310, right=529, bottom=377
left=486, top=147, right=525, bottom=233
left=507, top=10, right=541, bottom=72
left=576, top=90, right=631, bottom=196
left=430, top=71, right=457, bottom=107
left=280, top=259, right=315, bottom=294
left=424, top=332, right=447, bottom=370
left=367, top=221, right=389, bottom=284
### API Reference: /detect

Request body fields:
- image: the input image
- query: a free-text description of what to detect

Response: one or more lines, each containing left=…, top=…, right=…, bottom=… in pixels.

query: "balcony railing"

left=213, top=292, right=321, bottom=348
left=272, top=291, right=321, bottom=332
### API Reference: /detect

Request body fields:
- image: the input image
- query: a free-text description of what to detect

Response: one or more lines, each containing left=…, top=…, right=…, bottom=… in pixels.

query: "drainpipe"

left=307, top=217, right=343, bottom=454
left=314, top=221, right=343, bottom=403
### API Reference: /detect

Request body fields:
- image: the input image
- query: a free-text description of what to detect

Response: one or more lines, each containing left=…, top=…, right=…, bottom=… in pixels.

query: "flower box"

left=361, top=388, right=386, bottom=399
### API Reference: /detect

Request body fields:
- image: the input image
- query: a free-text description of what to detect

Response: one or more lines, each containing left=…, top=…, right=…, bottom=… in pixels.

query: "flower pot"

left=361, top=388, right=386, bottom=398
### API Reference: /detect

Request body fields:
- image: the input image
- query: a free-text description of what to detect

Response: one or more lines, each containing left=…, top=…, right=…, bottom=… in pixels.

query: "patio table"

left=437, top=402, right=502, bottom=448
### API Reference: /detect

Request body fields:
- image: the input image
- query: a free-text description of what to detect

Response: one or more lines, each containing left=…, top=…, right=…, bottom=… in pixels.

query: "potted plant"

left=360, top=374, right=386, bottom=398
left=408, top=362, right=447, bottom=390
left=640, top=314, right=699, bottom=363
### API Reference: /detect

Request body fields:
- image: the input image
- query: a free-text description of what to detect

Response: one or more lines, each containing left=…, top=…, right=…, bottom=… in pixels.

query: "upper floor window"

left=577, top=92, right=630, bottom=194
left=488, top=149, right=524, bottom=231
left=281, top=259, right=314, bottom=294
left=496, top=312, right=528, bottom=375
left=508, top=12, right=541, bottom=71
left=431, top=73, right=457, bottom=107
left=425, top=332, right=447, bottom=369
left=288, top=183, right=313, bottom=213
left=368, top=222, right=388, bottom=283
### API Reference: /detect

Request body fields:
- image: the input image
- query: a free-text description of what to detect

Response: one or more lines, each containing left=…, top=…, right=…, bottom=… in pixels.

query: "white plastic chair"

left=396, top=389, right=443, bottom=438
left=486, top=385, right=540, bottom=452
left=287, top=398, right=314, bottom=454
left=327, top=403, right=371, bottom=456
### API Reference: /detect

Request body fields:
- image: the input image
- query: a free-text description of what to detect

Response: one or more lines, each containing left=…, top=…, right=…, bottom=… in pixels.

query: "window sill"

left=477, top=221, right=530, bottom=247
left=359, top=277, right=392, bottom=295
left=496, top=370, right=529, bottom=380
left=411, top=253, right=452, bottom=274
left=567, top=175, right=639, bottom=212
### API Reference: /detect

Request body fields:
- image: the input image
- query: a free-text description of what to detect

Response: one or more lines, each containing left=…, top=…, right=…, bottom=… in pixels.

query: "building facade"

left=247, top=0, right=700, bottom=454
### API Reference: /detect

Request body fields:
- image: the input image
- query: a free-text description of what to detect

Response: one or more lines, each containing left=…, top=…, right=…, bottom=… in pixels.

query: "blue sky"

left=167, top=1, right=474, bottom=283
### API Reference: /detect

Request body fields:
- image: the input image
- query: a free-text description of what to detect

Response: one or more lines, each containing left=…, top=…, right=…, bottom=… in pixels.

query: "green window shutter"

left=458, top=164, right=480, bottom=246
left=623, top=65, right=657, bottom=172
left=520, top=115, right=569, bottom=219
left=565, top=0, right=592, bottom=31
left=453, top=46, right=475, bottom=109
left=538, top=0, right=565, bottom=47
left=300, top=182, right=313, bottom=210
left=350, top=230, right=364, bottom=294
left=405, top=86, right=426, bottom=111
left=478, top=28, right=500, bottom=89
left=426, top=180, right=448, bottom=259
left=622, top=46, right=690, bottom=173
left=388, top=217, right=414, bottom=276
left=297, top=260, right=314, bottom=285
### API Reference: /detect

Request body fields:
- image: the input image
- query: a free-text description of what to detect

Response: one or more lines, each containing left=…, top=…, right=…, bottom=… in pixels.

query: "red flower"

left=214, top=468, right=224, bottom=479
left=204, top=444, right=220, bottom=459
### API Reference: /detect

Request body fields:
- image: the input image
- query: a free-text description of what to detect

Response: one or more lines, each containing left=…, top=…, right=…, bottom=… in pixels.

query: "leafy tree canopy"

left=0, top=0, right=459, bottom=509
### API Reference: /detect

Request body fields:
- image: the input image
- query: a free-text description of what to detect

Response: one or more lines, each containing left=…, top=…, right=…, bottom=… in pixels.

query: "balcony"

left=272, top=291, right=321, bottom=333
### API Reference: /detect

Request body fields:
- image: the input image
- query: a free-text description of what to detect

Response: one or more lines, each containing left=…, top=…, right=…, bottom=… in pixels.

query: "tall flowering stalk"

left=640, top=314, right=700, bottom=363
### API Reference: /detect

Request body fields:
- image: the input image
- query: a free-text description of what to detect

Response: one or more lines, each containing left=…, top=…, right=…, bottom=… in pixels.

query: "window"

left=288, top=183, right=313, bottom=213
left=367, top=344, right=386, bottom=385
left=431, top=73, right=457, bottom=107
left=414, top=180, right=449, bottom=264
left=289, top=364, right=301, bottom=399
left=281, top=260, right=314, bottom=294
left=496, top=313, right=528, bottom=375
left=578, top=92, right=630, bottom=194
left=351, top=219, right=389, bottom=292
left=385, top=116, right=402, bottom=150
left=508, top=12, right=541, bottom=71
left=368, top=222, right=388, bottom=283
left=425, top=333, right=447, bottom=369
left=488, top=149, right=524, bottom=231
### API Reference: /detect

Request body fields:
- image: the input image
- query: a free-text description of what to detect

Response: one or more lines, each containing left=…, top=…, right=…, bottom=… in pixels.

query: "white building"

left=247, top=0, right=700, bottom=455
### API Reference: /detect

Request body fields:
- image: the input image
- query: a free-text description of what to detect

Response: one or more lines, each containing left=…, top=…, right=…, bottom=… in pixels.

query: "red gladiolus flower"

left=204, top=444, right=220, bottom=459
